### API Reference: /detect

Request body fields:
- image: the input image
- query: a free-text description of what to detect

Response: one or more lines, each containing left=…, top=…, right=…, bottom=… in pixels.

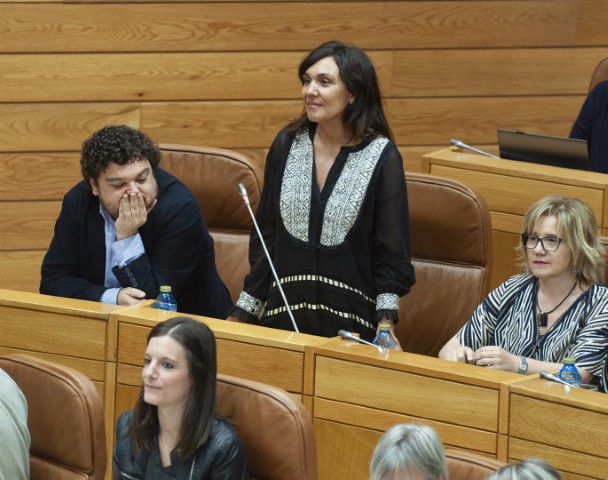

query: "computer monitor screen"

left=497, top=129, right=589, bottom=171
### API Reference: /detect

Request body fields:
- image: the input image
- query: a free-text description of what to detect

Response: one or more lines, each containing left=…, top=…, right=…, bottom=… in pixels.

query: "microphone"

left=450, top=139, right=500, bottom=159
left=237, top=183, right=299, bottom=333
left=539, top=370, right=577, bottom=387
left=338, top=329, right=378, bottom=348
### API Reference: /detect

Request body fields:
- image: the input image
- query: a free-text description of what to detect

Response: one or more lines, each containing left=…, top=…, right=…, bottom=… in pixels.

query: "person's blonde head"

left=517, top=195, right=605, bottom=285
left=370, top=423, right=448, bottom=480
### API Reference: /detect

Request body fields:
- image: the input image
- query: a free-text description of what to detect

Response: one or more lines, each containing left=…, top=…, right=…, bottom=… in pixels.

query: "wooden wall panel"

left=1, top=0, right=607, bottom=298
left=0, top=2, right=586, bottom=53
left=391, top=47, right=607, bottom=97
left=4, top=47, right=607, bottom=103
left=0, top=52, right=303, bottom=102
left=0, top=202, right=61, bottom=250
left=0, top=251, right=45, bottom=293
left=0, top=104, right=140, bottom=152
left=0, top=153, right=80, bottom=201
left=140, top=100, right=297, bottom=148
left=0, top=97, right=586, bottom=153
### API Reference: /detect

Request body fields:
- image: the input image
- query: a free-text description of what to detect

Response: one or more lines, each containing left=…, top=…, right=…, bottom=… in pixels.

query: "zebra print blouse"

left=456, top=274, right=608, bottom=390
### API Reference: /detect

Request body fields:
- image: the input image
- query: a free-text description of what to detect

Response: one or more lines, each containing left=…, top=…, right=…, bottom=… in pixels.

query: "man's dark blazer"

left=40, top=168, right=232, bottom=319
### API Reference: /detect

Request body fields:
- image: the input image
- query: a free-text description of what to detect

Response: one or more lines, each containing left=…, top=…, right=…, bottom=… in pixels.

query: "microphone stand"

left=338, top=330, right=382, bottom=352
left=450, top=138, right=500, bottom=159
left=238, top=183, right=299, bottom=333
left=539, top=370, right=577, bottom=388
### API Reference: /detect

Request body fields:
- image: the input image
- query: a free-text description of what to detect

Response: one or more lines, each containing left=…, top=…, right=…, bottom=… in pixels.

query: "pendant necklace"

left=536, top=281, right=577, bottom=327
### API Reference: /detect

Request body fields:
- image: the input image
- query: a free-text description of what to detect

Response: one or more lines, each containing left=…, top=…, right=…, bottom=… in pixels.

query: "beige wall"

left=1, top=0, right=607, bottom=292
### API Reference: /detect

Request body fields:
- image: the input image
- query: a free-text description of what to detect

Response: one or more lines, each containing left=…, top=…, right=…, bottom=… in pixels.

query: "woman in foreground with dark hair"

left=113, top=317, right=248, bottom=479
left=229, top=40, right=415, bottom=346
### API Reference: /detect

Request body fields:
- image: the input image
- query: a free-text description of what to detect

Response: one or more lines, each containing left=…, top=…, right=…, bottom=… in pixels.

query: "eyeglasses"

left=521, top=233, right=565, bottom=252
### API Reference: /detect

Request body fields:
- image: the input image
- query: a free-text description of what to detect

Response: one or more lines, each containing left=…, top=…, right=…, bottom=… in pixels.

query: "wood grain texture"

left=0, top=288, right=119, bottom=317
left=509, top=437, right=606, bottom=479
left=141, top=96, right=584, bottom=149
left=0, top=305, right=107, bottom=359
left=0, top=201, right=60, bottom=250
left=0, top=251, right=45, bottom=293
left=0, top=153, right=81, bottom=201
left=315, top=419, right=380, bottom=480
left=509, top=394, right=608, bottom=457
left=0, top=2, right=584, bottom=53
left=2, top=48, right=606, bottom=103
left=314, top=397, right=497, bottom=453
left=391, top=47, right=607, bottom=97
left=0, top=103, right=140, bottom=152
left=315, top=356, right=500, bottom=430
left=428, top=165, right=605, bottom=218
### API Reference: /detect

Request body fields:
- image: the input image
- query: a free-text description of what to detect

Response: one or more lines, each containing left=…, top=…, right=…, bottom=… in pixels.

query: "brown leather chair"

left=445, top=449, right=506, bottom=479
left=600, top=236, right=608, bottom=283
left=0, top=354, right=106, bottom=480
left=216, top=373, right=317, bottom=480
left=396, top=172, right=493, bottom=356
left=159, top=144, right=263, bottom=304
left=588, top=57, right=608, bottom=93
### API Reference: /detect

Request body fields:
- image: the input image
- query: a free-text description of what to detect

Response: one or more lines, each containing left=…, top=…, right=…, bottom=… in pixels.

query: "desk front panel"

left=0, top=290, right=116, bottom=398
left=509, top=379, right=608, bottom=480
left=311, top=339, right=524, bottom=480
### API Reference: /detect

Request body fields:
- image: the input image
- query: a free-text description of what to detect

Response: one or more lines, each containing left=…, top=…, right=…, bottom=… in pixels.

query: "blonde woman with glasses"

left=439, top=196, right=608, bottom=391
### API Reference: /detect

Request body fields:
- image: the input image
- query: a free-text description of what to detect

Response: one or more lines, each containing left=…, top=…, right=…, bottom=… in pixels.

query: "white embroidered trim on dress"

left=376, top=293, right=399, bottom=311
left=272, top=274, right=374, bottom=304
left=236, top=291, right=264, bottom=316
left=280, top=131, right=313, bottom=242
left=280, top=131, right=389, bottom=246
left=265, top=302, right=374, bottom=330
left=321, top=136, right=388, bottom=246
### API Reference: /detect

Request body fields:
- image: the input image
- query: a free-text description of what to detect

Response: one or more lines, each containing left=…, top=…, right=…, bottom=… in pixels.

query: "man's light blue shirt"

left=99, top=206, right=145, bottom=304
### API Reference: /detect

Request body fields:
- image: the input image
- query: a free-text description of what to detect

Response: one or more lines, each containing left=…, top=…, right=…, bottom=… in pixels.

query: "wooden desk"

left=0, top=289, right=118, bottom=399
left=421, top=148, right=608, bottom=289
left=311, top=337, right=526, bottom=480
left=508, top=378, right=608, bottom=480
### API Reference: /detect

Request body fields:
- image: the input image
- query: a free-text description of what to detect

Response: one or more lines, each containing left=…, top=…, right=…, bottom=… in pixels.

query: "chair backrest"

left=0, top=354, right=106, bottom=480
left=589, top=57, right=608, bottom=93
left=159, top=144, right=263, bottom=303
left=445, top=449, right=506, bottom=479
left=600, top=236, right=608, bottom=283
left=396, top=172, right=493, bottom=356
left=216, top=374, right=317, bottom=480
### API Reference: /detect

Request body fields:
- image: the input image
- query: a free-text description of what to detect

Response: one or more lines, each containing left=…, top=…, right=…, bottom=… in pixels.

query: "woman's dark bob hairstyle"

left=286, top=40, right=394, bottom=141
left=129, top=317, right=217, bottom=461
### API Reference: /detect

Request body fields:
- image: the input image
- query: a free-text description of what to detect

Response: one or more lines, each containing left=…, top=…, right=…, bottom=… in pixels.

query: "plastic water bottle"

left=152, top=285, right=178, bottom=312
left=557, top=357, right=582, bottom=387
left=372, top=323, right=397, bottom=349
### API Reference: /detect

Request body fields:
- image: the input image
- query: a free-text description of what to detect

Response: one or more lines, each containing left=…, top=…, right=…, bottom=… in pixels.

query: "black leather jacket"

left=113, top=411, right=249, bottom=479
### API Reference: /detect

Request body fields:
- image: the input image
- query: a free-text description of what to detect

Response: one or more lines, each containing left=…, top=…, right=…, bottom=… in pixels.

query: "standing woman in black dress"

left=229, top=40, right=415, bottom=345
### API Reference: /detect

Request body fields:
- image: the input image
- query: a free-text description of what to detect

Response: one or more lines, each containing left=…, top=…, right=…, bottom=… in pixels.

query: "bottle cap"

left=159, top=285, right=172, bottom=293
left=379, top=323, right=392, bottom=331
left=563, top=357, right=576, bottom=364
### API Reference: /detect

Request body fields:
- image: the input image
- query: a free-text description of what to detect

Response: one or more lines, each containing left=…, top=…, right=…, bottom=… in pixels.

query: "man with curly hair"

left=40, top=125, right=231, bottom=318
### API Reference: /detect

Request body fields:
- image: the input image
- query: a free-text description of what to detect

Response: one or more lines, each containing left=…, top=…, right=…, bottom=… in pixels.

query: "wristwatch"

left=517, top=356, right=528, bottom=375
